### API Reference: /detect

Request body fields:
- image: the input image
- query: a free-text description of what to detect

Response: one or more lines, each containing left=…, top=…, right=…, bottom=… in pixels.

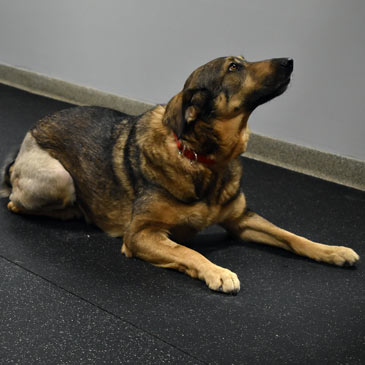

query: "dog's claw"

left=121, top=243, right=133, bottom=258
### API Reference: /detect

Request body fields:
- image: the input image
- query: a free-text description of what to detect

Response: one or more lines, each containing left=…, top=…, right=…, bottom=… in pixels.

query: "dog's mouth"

left=275, top=76, right=292, bottom=94
left=244, top=72, right=292, bottom=111
left=244, top=81, right=290, bottom=111
left=278, top=73, right=292, bottom=87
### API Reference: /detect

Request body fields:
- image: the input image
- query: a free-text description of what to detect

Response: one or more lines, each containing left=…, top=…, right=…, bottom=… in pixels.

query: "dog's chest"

left=173, top=202, right=224, bottom=235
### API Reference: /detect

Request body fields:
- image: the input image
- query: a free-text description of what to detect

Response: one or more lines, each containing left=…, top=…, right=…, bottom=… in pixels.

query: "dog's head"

left=163, top=56, right=293, bottom=160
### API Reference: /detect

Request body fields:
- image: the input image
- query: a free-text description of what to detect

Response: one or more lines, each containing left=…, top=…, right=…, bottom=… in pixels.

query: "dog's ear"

left=163, top=89, right=211, bottom=138
left=163, top=91, right=186, bottom=138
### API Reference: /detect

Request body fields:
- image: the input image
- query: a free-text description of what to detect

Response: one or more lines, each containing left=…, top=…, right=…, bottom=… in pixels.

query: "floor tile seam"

left=0, top=254, right=208, bottom=364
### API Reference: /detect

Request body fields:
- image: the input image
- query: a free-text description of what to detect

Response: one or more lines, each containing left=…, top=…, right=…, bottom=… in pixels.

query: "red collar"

left=173, top=133, right=215, bottom=165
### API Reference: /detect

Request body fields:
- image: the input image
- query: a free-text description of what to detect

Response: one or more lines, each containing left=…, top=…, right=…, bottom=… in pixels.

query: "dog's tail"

left=0, top=148, right=19, bottom=198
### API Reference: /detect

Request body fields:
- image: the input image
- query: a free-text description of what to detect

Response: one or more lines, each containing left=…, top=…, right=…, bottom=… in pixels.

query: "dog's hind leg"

left=7, top=201, right=82, bottom=220
left=6, top=132, right=81, bottom=220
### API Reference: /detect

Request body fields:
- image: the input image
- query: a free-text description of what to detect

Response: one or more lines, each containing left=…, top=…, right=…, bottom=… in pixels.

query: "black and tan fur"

left=1, top=56, right=359, bottom=293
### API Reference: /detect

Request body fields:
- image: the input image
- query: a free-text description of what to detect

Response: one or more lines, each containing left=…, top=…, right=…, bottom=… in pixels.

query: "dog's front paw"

left=325, top=246, right=360, bottom=266
left=203, top=264, right=240, bottom=294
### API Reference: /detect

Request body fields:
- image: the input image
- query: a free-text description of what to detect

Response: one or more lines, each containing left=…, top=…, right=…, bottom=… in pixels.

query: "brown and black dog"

left=1, top=56, right=359, bottom=293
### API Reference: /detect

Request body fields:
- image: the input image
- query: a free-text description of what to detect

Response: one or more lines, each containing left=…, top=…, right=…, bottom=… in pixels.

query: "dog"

left=1, top=56, right=359, bottom=294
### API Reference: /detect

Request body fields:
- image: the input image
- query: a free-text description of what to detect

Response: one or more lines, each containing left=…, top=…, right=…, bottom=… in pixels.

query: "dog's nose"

left=279, top=58, right=294, bottom=69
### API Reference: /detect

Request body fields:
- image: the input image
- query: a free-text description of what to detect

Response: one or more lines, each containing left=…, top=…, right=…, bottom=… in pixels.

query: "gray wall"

left=0, top=0, right=364, bottom=160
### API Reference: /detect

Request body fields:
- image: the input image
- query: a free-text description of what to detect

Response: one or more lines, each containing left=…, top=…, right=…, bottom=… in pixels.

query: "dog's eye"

left=228, top=63, right=240, bottom=72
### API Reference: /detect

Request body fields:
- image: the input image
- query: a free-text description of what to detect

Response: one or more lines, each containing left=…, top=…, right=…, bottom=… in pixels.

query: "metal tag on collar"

left=179, top=143, right=186, bottom=156
left=190, top=151, right=198, bottom=165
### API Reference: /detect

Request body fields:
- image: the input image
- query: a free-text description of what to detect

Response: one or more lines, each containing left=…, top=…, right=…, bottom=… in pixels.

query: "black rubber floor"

left=0, top=83, right=364, bottom=364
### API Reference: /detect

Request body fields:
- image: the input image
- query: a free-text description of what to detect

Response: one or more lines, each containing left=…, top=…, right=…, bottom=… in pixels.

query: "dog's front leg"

left=122, top=224, right=240, bottom=294
left=222, top=194, right=360, bottom=266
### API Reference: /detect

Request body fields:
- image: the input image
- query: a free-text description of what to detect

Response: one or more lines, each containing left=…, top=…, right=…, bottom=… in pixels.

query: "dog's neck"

left=178, top=113, right=251, bottom=165
left=173, top=133, right=215, bottom=165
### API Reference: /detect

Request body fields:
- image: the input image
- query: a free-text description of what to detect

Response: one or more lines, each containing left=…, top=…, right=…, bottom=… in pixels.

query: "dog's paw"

left=324, top=246, right=360, bottom=266
left=7, top=201, right=22, bottom=214
left=203, top=264, right=240, bottom=294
